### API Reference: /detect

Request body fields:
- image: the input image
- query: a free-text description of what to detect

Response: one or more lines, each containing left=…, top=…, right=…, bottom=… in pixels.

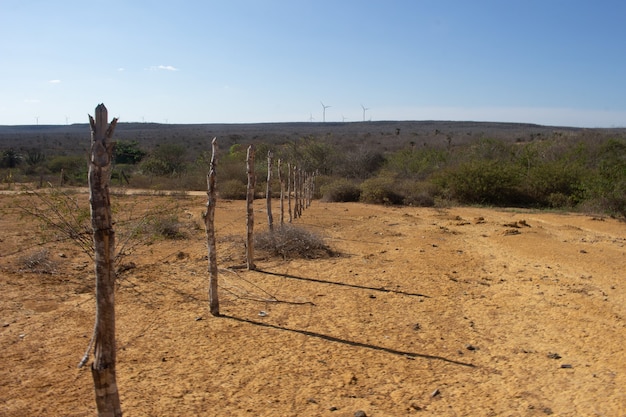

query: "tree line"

left=2, top=128, right=625, bottom=217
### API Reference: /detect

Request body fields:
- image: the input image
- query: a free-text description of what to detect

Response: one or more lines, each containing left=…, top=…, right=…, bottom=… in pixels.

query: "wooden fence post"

left=205, top=137, right=220, bottom=316
left=87, top=104, right=122, bottom=417
left=287, top=162, right=293, bottom=223
left=293, top=165, right=299, bottom=219
left=266, top=151, right=274, bottom=232
left=246, top=145, right=256, bottom=270
left=278, top=158, right=285, bottom=226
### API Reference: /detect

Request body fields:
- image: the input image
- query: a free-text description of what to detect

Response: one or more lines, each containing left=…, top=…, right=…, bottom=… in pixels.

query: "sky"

left=1, top=0, right=626, bottom=127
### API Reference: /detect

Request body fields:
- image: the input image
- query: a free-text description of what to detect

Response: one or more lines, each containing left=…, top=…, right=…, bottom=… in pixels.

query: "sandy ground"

left=1, top=192, right=625, bottom=417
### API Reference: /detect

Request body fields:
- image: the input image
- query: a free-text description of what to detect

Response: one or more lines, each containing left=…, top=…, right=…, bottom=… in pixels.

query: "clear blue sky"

left=1, top=0, right=625, bottom=127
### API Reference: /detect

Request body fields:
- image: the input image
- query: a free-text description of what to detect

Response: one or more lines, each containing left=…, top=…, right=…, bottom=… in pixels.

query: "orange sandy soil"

left=1, top=191, right=625, bottom=417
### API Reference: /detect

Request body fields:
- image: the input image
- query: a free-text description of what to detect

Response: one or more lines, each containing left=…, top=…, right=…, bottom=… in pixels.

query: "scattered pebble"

left=431, top=388, right=440, bottom=397
left=258, top=311, right=268, bottom=317
left=547, top=352, right=562, bottom=360
left=354, top=411, right=367, bottom=417
left=560, top=364, right=573, bottom=369
left=465, top=344, right=477, bottom=351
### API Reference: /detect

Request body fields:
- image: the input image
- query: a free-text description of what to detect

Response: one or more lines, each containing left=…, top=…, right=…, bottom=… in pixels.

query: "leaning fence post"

left=204, top=137, right=220, bottom=316
left=246, top=145, right=256, bottom=270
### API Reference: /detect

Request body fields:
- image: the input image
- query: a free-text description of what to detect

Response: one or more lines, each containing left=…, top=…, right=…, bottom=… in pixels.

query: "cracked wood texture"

left=88, top=104, right=122, bottom=417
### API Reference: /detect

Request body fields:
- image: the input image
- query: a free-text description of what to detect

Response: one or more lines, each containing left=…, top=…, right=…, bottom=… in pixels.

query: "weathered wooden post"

left=287, top=162, right=293, bottom=223
left=87, top=104, right=122, bottom=417
left=246, top=145, right=256, bottom=270
left=266, top=150, right=274, bottom=232
left=278, top=158, right=285, bottom=226
left=204, top=137, right=220, bottom=316
left=293, top=165, right=299, bottom=219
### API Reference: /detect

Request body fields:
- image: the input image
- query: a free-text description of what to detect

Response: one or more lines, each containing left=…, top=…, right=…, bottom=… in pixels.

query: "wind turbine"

left=361, top=104, right=370, bottom=122
left=321, top=101, right=331, bottom=122
left=309, top=113, right=315, bottom=122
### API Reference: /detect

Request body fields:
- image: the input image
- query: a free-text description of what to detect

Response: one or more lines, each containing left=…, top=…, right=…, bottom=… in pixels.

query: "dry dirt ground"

left=1, top=191, right=625, bottom=417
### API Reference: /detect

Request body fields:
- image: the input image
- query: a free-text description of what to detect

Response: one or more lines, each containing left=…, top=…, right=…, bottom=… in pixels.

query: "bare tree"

left=246, top=145, right=256, bottom=270
left=87, top=104, right=122, bottom=417
left=204, top=138, right=219, bottom=316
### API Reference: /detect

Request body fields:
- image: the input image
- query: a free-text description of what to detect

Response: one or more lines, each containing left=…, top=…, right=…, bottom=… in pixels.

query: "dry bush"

left=18, top=249, right=57, bottom=274
left=254, top=225, right=334, bottom=259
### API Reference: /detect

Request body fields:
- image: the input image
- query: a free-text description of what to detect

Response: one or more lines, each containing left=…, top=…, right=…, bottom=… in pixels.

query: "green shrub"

left=384, top=146, right=448, bottom=179
left=437, top=160, right=522, bottom=205
left=524, top=161, right=585, bottom=207
left=397, top=180, right=440, bottom=207
left=141, top=143, right=187, bottom=176
left=320, top=178, right=361, bottom=202
left=219, top=179, right=248, bottom=200
left=359, top=175, right=404, bottom=205
left=46, top=155, right=87, bottom=184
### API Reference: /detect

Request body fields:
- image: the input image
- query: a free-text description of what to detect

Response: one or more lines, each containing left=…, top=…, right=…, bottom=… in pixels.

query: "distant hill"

left=1, top=121, right=623, bottom=157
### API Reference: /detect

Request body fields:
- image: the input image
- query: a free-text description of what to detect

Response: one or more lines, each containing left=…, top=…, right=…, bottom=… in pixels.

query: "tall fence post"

left=246, top=145, right=256, bottom=270
left=266, top=150, right=274, bottom=232
left=287, top=162, right=293, bottom=223
left=293, top=165, right=299, bottom=219
left=278, top=158, right=285, bottom=226
left=205, top=137, right=220, bottom=316
left=87, top=104, right=122, bottom=417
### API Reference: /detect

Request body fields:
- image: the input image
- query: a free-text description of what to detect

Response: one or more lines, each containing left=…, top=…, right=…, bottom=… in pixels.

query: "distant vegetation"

left=1, top=121, right=625, bottom=218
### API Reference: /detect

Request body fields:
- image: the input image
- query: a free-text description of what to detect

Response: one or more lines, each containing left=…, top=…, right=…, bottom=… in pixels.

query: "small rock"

left=580, top=249, right=588, bottom=254
left=560, top=364, right=573, bottom=369
left=413, top=323, right=421, bottom=331
left=306, top=398, right=317, bottom=404
left=466, top=344, right=477, bottom=351
left=547, top=352, right=561, bottom=360
left=329, top=406, right=339, bottom=411
left=410, top=402, right=423, bottom=410
left=58, top=253, right=67, bottom=258
left=354, top=411, right=367, bottom=417
left=258, top=311, right=268, bottom=317
left=431, top=388, right=440, bottom=397
left=194, top=316, right=203, bottom=321
left=543, top=407, right=553, bottom=415
left=369, top=294, right=376, bottom=299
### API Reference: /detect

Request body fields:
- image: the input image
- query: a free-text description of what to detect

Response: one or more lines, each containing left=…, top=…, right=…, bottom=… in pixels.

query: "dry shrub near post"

left=254, top=224, right=334, bottom=260
left=18, top=248, right=57, bottom=274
